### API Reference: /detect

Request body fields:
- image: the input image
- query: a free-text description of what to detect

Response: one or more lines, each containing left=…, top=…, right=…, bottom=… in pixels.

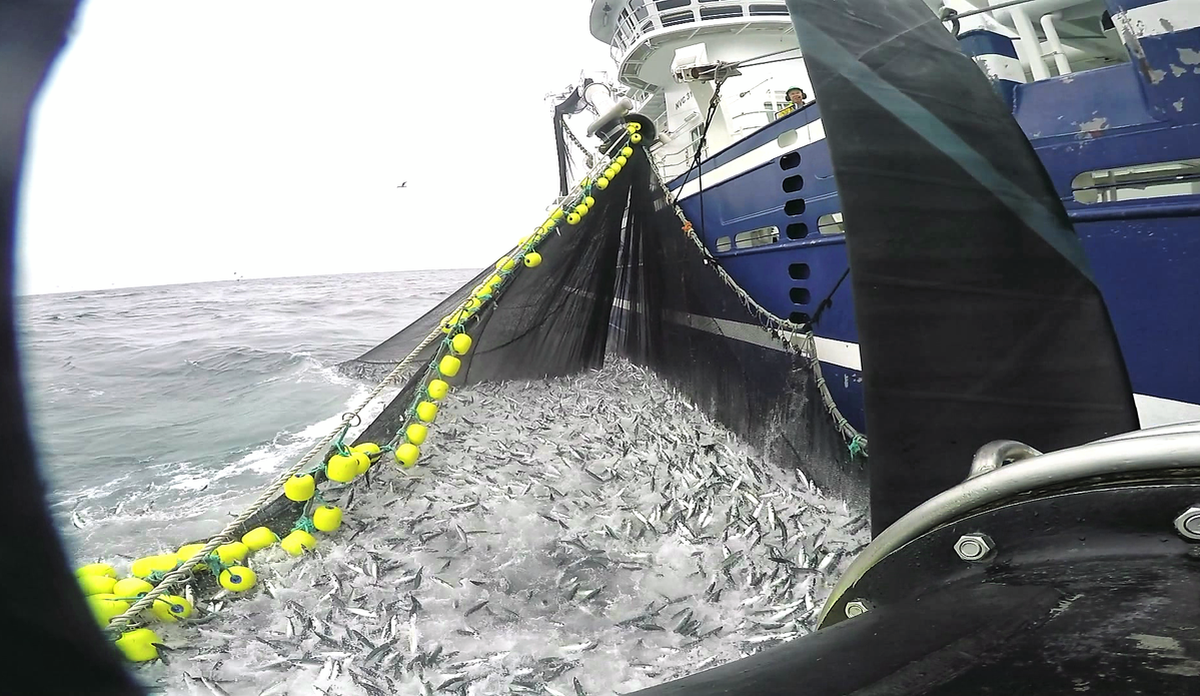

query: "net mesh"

left=339, top=148, right=860, bottom=505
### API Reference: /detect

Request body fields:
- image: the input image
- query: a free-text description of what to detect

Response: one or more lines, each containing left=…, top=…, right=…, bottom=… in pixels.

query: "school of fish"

left=137, top=358, right=869, bottom=696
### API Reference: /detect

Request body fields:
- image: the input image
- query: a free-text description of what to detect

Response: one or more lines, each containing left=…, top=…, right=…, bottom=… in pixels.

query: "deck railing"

left=610, top=0, right=790, bottom=62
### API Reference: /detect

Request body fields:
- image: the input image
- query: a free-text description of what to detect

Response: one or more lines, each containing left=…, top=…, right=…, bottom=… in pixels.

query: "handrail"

left=610, top=0, right=791, bottom=62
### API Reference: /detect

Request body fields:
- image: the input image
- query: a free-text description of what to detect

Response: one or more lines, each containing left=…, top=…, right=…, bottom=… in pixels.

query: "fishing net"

left=338, top=147, right=859, bottom=506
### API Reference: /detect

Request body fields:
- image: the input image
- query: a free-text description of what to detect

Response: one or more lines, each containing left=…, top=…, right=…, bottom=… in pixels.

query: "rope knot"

left=292, top=516, right=317, bottom=534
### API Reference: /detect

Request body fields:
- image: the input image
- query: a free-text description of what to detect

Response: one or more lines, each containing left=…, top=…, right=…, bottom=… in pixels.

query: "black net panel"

left=352, top=167, right=633, bottom=446
left=336, top=267, right=493, bottom=383
left=612, top=152, right=862, bottom=506
left=339, top=146, right=858, bottom=505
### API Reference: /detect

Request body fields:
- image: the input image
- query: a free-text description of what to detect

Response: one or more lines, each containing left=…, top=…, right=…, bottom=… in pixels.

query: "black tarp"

left=784, top=0, right=1139, bottom=534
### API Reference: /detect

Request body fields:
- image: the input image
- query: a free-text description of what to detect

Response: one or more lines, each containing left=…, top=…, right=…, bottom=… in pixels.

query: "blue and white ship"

left=572, top=0, right=1200, bottom=433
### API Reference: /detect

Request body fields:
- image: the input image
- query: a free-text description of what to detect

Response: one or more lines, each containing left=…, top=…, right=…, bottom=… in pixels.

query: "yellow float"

left=242, top=526, right=278, bottom=551
left=115, top=627, right=160, bottom=662
left=281, top=530, right=317, bottom=556
left=451, top=333, right=473, bottom=355
left=218, top=566, right=257, bottom=592
left=326, top=452, right=359, bottom=483
left=79, top=574, right=117, bottom=596
left=439, top=355, right=462, bottom=377
left=113, top=577, right=153, bottom=597
left=406, top=423, right=428, bottom=445
left=76, top=563, right=116, bottom=579
left=150, top=594, right=193, bottom=622
left=313, top=505, right=343, bottom=532
left=395, top=443, right=420, bottom=468
left=284, top=473, right=316, bottom=502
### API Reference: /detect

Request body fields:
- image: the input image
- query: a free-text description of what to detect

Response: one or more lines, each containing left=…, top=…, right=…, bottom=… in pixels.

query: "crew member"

left=786, top=86, right=808, bottom=105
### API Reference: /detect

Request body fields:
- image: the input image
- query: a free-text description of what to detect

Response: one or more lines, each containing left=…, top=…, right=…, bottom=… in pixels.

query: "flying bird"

left=397, top=181, right=408, bottom=188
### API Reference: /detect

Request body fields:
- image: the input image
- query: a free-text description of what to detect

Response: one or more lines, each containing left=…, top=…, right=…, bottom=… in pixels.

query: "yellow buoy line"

left=75, top=124, right=645, bottom=663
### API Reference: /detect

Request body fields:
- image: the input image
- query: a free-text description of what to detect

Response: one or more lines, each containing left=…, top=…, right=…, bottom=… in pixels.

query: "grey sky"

left=18, top=0, right=613, bottom=295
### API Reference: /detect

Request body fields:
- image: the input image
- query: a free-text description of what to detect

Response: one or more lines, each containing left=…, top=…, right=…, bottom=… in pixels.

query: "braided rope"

left=646, top=162, right=868, bottom=455
left=103, top=326, right=444, bottom=635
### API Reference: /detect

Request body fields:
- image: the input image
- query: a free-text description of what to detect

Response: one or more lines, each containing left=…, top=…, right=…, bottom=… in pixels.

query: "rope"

left=735, top=54, right=807, bottom=70
left=730, top=47, right=801, bottom=69
left=671, top=77, right=725, bottom=209
left=648, top=163, right=868, bottom=457
left=103, top=326, right=444, bottom=635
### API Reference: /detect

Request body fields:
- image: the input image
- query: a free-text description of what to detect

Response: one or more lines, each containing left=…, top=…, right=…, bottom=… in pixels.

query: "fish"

left=463, top=600, right=489, bottom=617
left=127, top=359, right=866, bottom=694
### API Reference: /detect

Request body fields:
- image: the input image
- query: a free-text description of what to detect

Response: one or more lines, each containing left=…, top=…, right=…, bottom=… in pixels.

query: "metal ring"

left=341, top=412, right=362, bottom=427
left=818, top=429, right=1200, bottom=627
left=966, top=440, right=1042, bottom=480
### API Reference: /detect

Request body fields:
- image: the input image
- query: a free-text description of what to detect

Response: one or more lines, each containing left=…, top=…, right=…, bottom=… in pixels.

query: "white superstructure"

left=582, top=0, right=1139, bottom=179
left=588, top=0, right=808, bottom=177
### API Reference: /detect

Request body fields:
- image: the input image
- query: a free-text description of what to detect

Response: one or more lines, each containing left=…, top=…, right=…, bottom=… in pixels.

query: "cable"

left=737, top=54, right=806, bottom=70
left=731, top=46, right=801, bottom=69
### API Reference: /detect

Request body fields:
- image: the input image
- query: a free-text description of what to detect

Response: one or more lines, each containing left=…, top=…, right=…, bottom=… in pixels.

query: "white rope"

left=104, top=326, right=444, bottom=635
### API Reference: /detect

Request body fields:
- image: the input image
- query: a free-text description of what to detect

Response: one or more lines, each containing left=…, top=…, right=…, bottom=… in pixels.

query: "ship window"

left=790, top=311, right=812, bottom=324
left=786, top=222, right=808, bottom=239
left=701, top=6, right=743, bottom=19
left=789, top=263, right=811, bottom=280
left=750, top=4, right=790, bottom=15
left=656, top=0, right=690, bottom=11
left=715, top=236, right=733, bottom=252
left=783, top=175, right=804, bottom=193
left=780, top=152, right=801, bottom=169
left=735, top=226, right=780, bottom=249
left=790, top=288, right=812, bottom=304
left=785, top=199, right=806, bottom=216
left=818, top=212, right=846, bottom=235
left=660, top=10, right=694, bottom=26
left=1071, top=158, right=1200, bottom=204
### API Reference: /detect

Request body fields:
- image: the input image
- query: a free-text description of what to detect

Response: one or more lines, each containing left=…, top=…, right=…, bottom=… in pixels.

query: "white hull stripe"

left=612, top=299, right=1200, bottom=429
left=1121, top=0, right=1200, bottom=38
left=610, top=298, right=860, bottom=370
left=674, top=119, right=826, bottom=201
left=1132, top=393, right=1200, bottom=428
left=974, top=53, right=1026, bottom=84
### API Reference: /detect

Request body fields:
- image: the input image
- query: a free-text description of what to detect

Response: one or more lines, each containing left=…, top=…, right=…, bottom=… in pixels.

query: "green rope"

left=848, top=434, right=866, bottom=458
left=203, top=554, right=228, bottom=576
left=292, top=516, right=317, bottom=534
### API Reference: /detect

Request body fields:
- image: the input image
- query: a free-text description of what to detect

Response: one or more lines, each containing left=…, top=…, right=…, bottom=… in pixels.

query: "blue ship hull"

left=665, top=24, right=1200, bottom=433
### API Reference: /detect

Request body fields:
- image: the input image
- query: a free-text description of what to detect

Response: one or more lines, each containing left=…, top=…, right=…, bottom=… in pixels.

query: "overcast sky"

left=17, top=0, right=613, bottom=295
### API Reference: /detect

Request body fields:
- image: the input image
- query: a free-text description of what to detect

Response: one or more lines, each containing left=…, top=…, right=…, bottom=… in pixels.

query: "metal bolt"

left=844, top=600, right=869, bottom=618
left=1174, top=506, right=1200, bottom=540
left=954, top=533, right=995, bottom=562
